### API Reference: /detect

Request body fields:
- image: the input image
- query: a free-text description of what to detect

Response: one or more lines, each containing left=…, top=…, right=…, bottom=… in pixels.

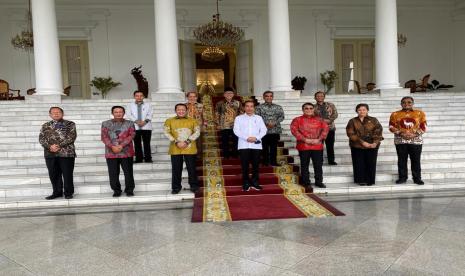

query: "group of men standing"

left=39, top=88, right=426, bottom=199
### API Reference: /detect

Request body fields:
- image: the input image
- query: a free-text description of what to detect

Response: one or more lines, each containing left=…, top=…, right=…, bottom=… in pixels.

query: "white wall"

left=452, top=19, right=465, bottom=91
left=0, top=2, right=463, bottom=100
left=398, top=10, right=454, bottom=87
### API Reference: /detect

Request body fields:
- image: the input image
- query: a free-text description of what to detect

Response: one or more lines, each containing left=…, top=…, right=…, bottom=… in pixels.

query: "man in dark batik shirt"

left=255, top=91, right=284, bottom=166
left=39, top=107, right=77, bottom=200
left=101, top=106, right=136, bottom=197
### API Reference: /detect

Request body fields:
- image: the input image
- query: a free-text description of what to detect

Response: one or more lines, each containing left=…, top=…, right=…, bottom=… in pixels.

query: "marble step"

left=0, top=165, right=463, bottom=187
left=0, top=169, right=186, bottom=186
left=1, top=139, right=462, bottom=153
left=0, top=162, right=173, bottom=176
left=0, top=154, right=171, bottom=166
left=1, top=144, right=464, bottom=160
left=1, top=178, right=465, bottom=211
left=0, top=128, right=459, bottom=140
left=0, top=190, right=195, bottom=210
left=313, top=178, right=465, bottom=195
left=1, top=133, right=462, bottom=145
left=0, top=179, right=174, bottom=198
left=1, top=156, right=463, bottom=177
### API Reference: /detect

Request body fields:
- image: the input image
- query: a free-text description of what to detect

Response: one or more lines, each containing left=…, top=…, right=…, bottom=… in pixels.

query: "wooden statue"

left=131, top=65, right=149, bottom=98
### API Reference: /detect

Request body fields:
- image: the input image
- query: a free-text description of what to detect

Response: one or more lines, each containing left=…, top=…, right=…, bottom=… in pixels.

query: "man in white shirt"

left=126, top=90, right=153, bottom=163
left=233, top=100, right=268, bottom=191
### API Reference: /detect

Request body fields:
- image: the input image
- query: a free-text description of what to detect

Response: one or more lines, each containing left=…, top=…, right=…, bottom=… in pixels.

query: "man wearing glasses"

left=389, top=96, right=427, bottom=185
left=290, top=103, right=329, bottom=188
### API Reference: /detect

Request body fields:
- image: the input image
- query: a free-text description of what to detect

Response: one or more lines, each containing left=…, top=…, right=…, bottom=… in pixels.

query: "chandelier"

left=201, top=46, right=226, bottom=62
left=193, top=0, right=244, bottom=47
left=11, top=0, right=33, bottom=52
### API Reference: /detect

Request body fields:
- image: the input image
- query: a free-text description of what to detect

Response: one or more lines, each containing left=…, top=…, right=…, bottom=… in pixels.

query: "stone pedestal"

left=378, top=88, right=411, bottom=98
left=271, top=90, right=301, bottom=100
left=25, top=94, right=63, bottom=103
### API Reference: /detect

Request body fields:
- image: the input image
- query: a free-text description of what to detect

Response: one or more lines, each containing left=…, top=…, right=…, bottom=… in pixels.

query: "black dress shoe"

left=126, top=191, right=135, bottom=197
left=144, top=160, right=153, bottom=163
left=242, top=183, right=250, bottom=192
left=45, top=194, right=63, bottom=200
left=314, top=183, right=327, bottom=188
left=251, top=182, right=263, bottom=191
left=134, top=160, right=143, bottom=164
left=358, top=183, right=367, bottom=186
left=65, top=195, right=73, bottom=199
left=113, top=191, right=122, bottom=197
left=367, top=183, right=375, bottom=186
left=171, top=189, right=181, bottom=194
left=301, top=183, right=312, bottom=188
left=414, top=179, right=424, bottom=185
left=328, top=162, right=338, bottom=165
left=190, top=186, right=200, bottom=193
left=395, top=179, right=407, bottom=184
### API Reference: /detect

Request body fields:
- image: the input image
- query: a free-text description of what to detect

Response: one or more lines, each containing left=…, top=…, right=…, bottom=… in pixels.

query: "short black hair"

left=49, top=107, right=63, bottom=114
left=175, top=103, right=187, bottom=111
left=401, top=96, right=414, bottom=103
left=186, top=91, right=198, bottom=97
left=111, top=106, right=125, bottom=113
left=355, top=103, right=369, bottom=112
left=243, top=100, right=255, bottom=107
left=133, top=90, right=144, bottom=96
left=314, top=91, right=325, bottom=98
left=224, top=87, right=235, bottom=93
left=302, top=102, right=314, bottom=110
left=263, top=91, right=273, bottom=97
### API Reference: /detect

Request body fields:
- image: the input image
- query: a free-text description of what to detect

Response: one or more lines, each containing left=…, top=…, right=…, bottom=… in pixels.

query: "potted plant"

left=90, top=76, right=122, bottom=99
left=291, top=76, right=307, bottom=93
left=320, top=70, right=337, bottom=93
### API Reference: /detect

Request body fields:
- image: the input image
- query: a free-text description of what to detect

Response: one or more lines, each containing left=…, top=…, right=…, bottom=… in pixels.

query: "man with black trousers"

left=290, top=103, right=330, bottom=188
left=233, top=100, right=268, bottom=191
left=39, top=107, right=77, bottom=200
left=215, top=88, right=242, bottom=159
left=389, top=96, right=427, bottom=185
left=127, top=90, right=153, bottom=163
left=164, top=103, right=201, bottom=194
left=314, top=91, right=338, bottom=165
left=101, top=106, right=136, bottom=197
left=255, top=91, right=284, bottom=166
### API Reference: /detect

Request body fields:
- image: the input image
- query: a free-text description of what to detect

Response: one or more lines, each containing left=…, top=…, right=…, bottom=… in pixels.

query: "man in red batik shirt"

left=291, top=102, right=329, bottom=188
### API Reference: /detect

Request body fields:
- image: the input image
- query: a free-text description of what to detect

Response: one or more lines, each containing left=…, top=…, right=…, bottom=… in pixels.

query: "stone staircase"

left=0, top=92, right=464, bottom=210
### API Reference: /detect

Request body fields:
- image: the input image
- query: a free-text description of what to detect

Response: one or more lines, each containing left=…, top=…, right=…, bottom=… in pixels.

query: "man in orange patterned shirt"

left=186, top=91, right=205, bottom=155
left=389, top=96, right=427, bottom=185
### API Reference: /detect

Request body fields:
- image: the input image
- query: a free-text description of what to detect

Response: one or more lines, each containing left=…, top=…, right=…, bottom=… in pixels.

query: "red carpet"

left=191, top=95, right=344, bottom=222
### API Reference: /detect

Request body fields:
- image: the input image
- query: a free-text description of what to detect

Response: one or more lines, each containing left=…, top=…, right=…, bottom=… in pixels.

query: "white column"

left=375, top=0, right=401, bottom=90
left=268, top=0, right=292, bottom=92
left=31, top=0, right=63, bottom=98
left=154, top=0, right=183, bottom=99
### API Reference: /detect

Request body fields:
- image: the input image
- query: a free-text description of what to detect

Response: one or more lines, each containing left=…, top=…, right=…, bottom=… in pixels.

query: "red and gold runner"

left=192, top=95, right=344, bottom=222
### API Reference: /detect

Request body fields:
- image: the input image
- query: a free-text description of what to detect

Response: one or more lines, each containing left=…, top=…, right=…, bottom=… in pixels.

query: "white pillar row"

left=154, top=0, right=183, bottom=99
left=31, top=0, right=63, bottom=98
left=375, top=0, right=401, bottom=90
left=268, top=0, right=292, bottom=92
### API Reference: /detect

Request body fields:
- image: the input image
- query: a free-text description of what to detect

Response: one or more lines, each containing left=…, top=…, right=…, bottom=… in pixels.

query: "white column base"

left=272, top=90, right=301, bottom=100
left=25, top=94, right=63, bottom=103
left=377, top=88, right=410, bottom=98
left=151, top=89, right=185, bottom=101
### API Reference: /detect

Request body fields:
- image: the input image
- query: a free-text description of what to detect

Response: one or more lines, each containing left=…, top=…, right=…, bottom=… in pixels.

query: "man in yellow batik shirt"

left=164, top=103, right=201, bottom=194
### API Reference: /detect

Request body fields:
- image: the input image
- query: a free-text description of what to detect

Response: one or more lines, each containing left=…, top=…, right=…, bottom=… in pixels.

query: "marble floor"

left=0, top=194, right=464, bottom=276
